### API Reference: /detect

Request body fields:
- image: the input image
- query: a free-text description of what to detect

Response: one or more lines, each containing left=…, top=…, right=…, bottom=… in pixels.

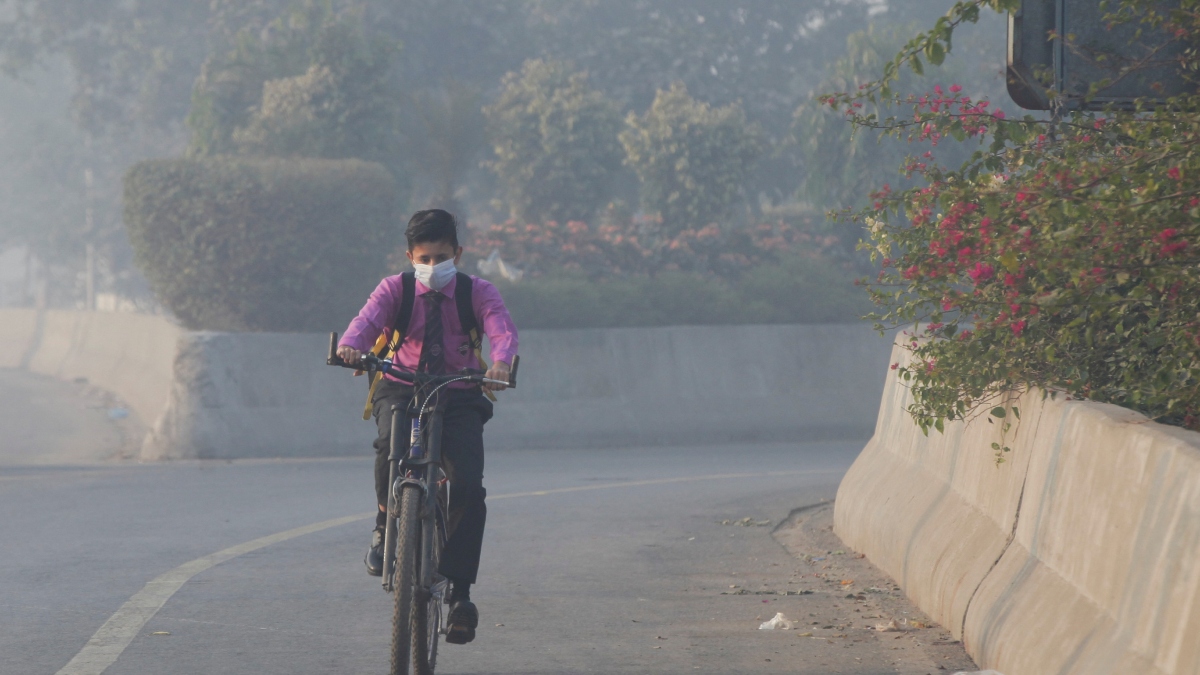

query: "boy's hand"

left=337, top=346, right=363, bottom=365
left=484, top=361, right=511, bottom=391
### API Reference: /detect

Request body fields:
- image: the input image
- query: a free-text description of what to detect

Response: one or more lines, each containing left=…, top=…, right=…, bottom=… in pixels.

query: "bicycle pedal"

left=445, top=624, right=475, bottom=644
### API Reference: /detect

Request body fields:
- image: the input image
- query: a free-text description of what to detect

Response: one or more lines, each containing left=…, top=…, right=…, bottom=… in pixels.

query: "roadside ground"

left=771, top=502, right=980, bottom=673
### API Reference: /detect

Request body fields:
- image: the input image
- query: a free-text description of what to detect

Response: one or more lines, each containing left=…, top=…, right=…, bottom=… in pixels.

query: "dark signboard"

left=1007, top=0, right=1192, bottom=110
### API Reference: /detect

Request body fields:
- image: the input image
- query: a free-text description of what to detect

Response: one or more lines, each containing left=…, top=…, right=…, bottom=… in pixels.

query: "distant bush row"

left=469, top=216, right=842, bottom=280
left=492, top=256, right=868, bottom=330
left=124, top=155, right=865, bottom=332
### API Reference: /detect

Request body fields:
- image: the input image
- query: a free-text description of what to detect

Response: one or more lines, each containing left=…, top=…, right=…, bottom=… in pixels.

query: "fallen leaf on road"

left=151, top=631, right=170, bottom=636
left=840, top=579, right=855, bottom=586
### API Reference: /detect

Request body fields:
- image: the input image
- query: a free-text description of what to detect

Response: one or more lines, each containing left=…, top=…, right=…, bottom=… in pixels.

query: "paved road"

left=2, top=368, right=972, bottom=674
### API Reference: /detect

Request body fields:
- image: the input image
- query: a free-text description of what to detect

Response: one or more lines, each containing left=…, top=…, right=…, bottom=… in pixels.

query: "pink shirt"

left=339, top=273, right=518, bottom=383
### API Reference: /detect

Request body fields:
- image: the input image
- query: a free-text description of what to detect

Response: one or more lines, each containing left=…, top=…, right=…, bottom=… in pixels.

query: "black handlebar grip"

left=508, top=355, right=519, bottom=388
left=327, top=332, right=344, bottom=366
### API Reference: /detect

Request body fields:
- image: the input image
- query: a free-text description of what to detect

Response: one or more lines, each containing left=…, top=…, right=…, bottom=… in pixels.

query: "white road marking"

left=487, top=469, right=842, bottom=501
left=57, top=468, right=841, bottom=674
left=54, top=514, right=365, bottom=675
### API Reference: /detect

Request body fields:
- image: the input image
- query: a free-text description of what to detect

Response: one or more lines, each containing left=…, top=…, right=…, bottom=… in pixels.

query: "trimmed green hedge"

left=125, top=157, right=399, bottom=332
left=489, top=255, right=868, bottom=329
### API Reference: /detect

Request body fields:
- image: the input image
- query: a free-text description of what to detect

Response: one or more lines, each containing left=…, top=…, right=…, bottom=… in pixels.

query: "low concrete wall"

left=0, top=308, right=182, bottom=431
left=144, top=324, right=892, bottom=459
left=0, top=310, right=893, bottom=459
left=835, top=338, right=1200, bottom=675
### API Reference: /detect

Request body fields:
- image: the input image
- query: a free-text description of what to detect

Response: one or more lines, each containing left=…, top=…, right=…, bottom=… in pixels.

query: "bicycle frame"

left=381, top=396, right=448, bottom=601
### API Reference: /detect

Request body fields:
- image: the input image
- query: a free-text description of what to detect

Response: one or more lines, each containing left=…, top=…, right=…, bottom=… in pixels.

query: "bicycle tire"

left=412, top=479, right=448, bottom=674
left=391, top=485, right=421, bottom=675
left=411, top=586, right=440, bottom=675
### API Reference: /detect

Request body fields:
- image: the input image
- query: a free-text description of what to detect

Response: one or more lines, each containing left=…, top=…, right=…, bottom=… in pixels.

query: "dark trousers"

left=372, top=378, right=492, bottom=585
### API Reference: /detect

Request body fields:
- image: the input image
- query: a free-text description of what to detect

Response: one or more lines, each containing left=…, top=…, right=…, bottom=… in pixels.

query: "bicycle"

left=326, top=332, right=519, bottom=675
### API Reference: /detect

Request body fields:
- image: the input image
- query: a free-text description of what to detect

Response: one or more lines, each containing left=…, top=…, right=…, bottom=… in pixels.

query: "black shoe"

left=365, top=527, right=383, bottom=577
left=445, top=600, right=478, bottom=644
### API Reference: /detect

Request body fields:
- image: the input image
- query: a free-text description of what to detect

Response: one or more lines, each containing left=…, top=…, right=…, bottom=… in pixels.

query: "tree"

left=406, top=83, right=487, bottom=215
left=0, top=0, right=212, bottom=306
left=0, top=0, right=211, bottom=136
left=522, top=0, right=962, bottom=204
left=837, top=0, right=1200, bottom=434
left=188, top=0, right=401, bottom=173
left=484, top=58, right=625, bottom=223
left=0, top=64, right=84, bottom=302
left=789, top=18, right=1006, bottom=260
left=620, top=82, right=762, bottom=234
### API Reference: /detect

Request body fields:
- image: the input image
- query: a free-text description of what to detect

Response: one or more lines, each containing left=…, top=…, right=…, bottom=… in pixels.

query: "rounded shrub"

left=124, top=157, right=399, bottom=332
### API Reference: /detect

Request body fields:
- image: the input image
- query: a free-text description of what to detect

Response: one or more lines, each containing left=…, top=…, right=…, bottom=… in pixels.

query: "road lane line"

left=54, top=514, right=367, bottom=675
left=487, top=469, right=842, bottom=501
left=57, top=467, right=841, bottom=674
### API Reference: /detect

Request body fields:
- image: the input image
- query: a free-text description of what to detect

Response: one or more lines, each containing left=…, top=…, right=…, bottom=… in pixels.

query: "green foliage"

left=484, top=59, right=625, bottom=223
left=407, top=83, right=487, bottom=212
left=471, top=216, right=842, bottom=279
left=0, top=64, right=84, bottom=261
left=124, top=157, right=398, bottom=332
left=837, top=0, right=1200, bottom=431
left=188, top=1, right=400, bottom=170
left=0, top=0, right=211, bottom=135
left=620, top=83, right=763, bottom=234
left=489, top=254, right=867, bottom=329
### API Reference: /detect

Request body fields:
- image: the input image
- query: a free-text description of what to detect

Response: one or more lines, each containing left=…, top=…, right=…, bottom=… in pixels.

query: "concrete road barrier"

left=0, top=310, right=892, bottom=459
left=835, top=337, right=1200, bottom=675
left=0, top=308, right=182, bottom=431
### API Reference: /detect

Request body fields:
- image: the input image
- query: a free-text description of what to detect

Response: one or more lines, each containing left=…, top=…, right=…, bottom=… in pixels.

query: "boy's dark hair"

left=405, top=209, right=459, bottom=250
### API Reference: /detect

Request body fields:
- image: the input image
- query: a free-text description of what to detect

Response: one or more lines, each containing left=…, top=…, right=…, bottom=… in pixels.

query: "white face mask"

left=414, top=258, right=457, bottom=291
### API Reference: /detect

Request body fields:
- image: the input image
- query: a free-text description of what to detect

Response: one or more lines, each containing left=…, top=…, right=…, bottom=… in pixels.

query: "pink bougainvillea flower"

left=968, top=262, right=994, bottom=284
left=1162, top=241, right=1189, bottom=256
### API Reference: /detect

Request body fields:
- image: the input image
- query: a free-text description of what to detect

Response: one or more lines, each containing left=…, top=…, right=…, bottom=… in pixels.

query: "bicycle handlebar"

left=326, top=332, right=518, bottom=389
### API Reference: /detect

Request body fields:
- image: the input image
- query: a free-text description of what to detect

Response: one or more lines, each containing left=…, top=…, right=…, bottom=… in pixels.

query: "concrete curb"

left=835, top=338, right=1200, bottom=675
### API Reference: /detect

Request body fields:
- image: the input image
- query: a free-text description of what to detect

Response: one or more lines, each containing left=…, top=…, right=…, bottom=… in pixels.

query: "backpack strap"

left=453, top=272, right=497, bottom=402
left=361, top=273, right=417, bottom=420
left=453, top=272, right=479, bottom=342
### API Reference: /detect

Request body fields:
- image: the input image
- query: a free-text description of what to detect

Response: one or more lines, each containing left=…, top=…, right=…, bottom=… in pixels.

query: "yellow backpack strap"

left=472, top=327, right=497, bottom=402
left=360, top=332, right=393, bottom=420
left=360, top=273, right=417, bottom=421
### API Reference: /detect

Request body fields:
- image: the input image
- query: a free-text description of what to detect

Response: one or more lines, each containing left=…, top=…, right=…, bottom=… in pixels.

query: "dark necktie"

left=418, top=293, right=445, bottom=374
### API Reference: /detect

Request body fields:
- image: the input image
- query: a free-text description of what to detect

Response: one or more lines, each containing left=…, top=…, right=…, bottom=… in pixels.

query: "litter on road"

left=758, top=612, right=795, bottom=630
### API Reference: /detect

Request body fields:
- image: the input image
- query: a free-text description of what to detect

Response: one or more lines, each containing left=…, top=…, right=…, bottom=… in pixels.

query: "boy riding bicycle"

left=336, top=209, right=518, bottom=645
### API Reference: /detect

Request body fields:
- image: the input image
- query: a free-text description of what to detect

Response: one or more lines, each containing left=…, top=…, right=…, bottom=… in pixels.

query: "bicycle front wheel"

left=412, top=478, right=448, bottom=675
left=391, top=485, right=422, bottom=675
